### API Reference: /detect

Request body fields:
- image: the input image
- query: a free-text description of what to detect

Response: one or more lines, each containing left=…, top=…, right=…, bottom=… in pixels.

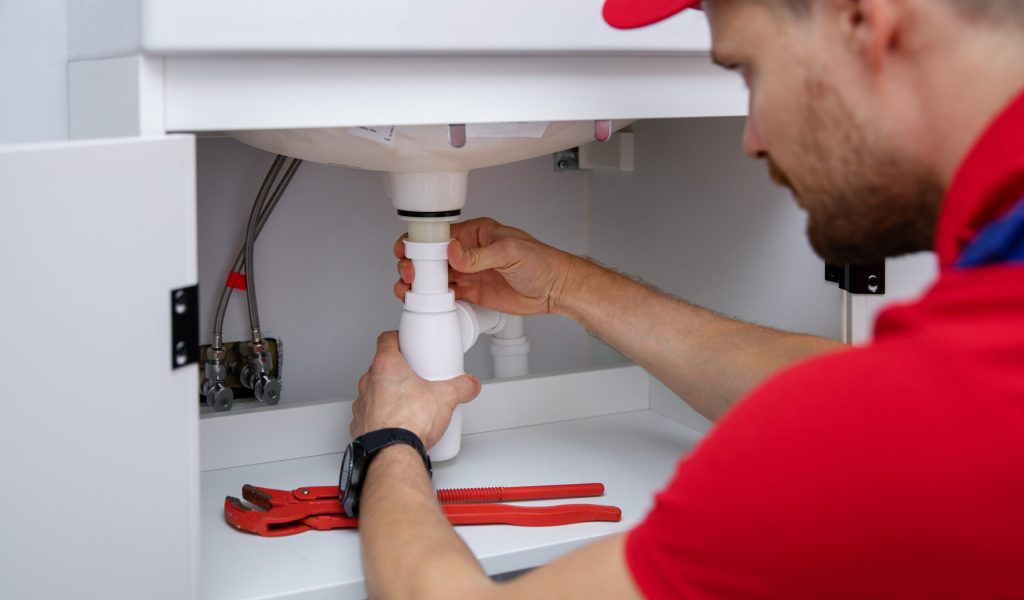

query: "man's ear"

left=836, top=0, right=901, bottom=72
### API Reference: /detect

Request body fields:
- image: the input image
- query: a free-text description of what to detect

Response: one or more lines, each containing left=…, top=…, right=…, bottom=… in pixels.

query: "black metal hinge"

left=170, top=285, right=200, bottom=369
left=825, top=263, right=886, bottom=295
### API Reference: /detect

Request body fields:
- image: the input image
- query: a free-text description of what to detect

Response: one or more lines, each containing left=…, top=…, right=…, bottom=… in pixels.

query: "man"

left=348, top=0, right=1024, bottom=597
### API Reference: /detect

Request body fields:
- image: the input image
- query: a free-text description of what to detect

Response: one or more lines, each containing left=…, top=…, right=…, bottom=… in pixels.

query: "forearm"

left=554, top=258, right=843, bottom=421
left=360, top=445, right=495, bottom=600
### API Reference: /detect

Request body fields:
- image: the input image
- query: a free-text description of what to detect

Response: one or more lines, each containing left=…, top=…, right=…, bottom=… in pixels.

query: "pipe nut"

left=404, top=290, right=456, bottom=314
left=402, top=240, right=450, bottom=260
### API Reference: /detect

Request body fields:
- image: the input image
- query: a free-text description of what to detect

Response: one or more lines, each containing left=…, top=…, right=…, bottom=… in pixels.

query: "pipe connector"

left=203, top=358, right=234, bottom=412
left=244, top=348, right=281, bottom=406
left=455, top=302, right=508, bottom=352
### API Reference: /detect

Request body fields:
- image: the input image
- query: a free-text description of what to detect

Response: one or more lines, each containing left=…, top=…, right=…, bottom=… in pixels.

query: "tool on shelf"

left=224, top=482, right=621, bottom=537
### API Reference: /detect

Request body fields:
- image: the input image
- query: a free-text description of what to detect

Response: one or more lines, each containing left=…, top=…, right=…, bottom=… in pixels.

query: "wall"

left=587, top=117, right=844, bottom=368
left=197, top=138, right=592, bottom=404
left=0, top=0, right=68, bottom=143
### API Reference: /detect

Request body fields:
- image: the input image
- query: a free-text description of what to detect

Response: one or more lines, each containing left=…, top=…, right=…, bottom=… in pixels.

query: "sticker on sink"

left=348, top=126, right=396, bottom=145
left=467, top=122, right=550, bottom=139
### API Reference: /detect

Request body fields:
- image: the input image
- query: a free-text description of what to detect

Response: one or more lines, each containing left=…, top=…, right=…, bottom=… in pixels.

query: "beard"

left=768, top=78, right=943, bottom=265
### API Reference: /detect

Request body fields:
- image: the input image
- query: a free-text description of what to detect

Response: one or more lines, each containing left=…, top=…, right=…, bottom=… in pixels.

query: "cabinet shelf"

left=201, top=408, right=704, bottom=600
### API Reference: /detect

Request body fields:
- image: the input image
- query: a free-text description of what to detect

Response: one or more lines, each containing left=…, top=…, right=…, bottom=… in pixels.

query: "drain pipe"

left=389, top=171, right=529, bottom=461
left=398, top=220, right=529, bottom=460
left=453, top=305, right=530, bottom=379
left=399, top=220, right=464, bottom=462
left=491, top=316, right=530, bottom=378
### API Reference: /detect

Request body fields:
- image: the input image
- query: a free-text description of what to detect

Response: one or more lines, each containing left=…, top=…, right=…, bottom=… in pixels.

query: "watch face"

left=339, top=440, right=365, bottom=517
left=340, top=445, right=353, bottom=490
left=339, top=444, right=355, bottom=508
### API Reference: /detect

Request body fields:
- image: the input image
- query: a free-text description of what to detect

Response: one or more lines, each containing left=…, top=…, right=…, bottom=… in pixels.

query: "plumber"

left=348, top=0, right=1024, bottom=597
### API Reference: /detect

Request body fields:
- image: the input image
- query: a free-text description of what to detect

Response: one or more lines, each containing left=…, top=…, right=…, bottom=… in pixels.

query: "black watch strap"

left=339, top=428, right=432, bottom=517
left=361, top=428, right=432, bottom=474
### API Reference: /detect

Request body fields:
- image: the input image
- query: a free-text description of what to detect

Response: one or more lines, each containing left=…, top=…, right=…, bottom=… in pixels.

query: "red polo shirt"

left=625, top=91, right=1024, bottom=598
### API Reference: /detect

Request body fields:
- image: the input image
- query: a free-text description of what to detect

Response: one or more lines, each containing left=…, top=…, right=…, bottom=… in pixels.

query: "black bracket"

left=553, top=148, right=580, bottom=172
left=825, top=263, right=886, bottom=295
left=170, top=285, right=200, bottom=369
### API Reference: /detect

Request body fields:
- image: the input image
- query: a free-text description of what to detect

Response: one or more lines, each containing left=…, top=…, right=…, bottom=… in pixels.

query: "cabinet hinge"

left=825, top=263, right=886, bottom=295
left=171, top=285, right=200, bottom=369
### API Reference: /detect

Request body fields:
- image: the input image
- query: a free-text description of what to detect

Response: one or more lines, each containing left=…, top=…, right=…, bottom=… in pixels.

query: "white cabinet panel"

left=68, top=1, right=745, bottom=134
left=162, top=55, right=746, bottom=132
left=0, top=135, right=199, bottom=600
left=70, top=0, right=710, bottom=60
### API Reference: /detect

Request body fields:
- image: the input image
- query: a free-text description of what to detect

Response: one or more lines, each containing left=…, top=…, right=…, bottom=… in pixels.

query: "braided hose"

left=243, top=156, right=286, bottom=339
left=212, top=156, right=302, bottom=347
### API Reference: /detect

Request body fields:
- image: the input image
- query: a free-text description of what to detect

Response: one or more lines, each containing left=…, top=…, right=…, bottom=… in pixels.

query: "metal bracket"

left=825, top=263, right=886, bottom=295
left=170, top=285, right=200, bottom=369
left=553, top=148, right=580, bottom=172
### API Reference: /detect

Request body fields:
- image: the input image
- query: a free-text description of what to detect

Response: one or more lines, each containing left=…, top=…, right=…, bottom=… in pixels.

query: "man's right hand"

left=393, top=217, right=578, bottom=316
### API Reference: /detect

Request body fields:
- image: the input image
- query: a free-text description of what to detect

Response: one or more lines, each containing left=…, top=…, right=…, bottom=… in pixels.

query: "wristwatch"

left=338, top=428, right=432, bottom=517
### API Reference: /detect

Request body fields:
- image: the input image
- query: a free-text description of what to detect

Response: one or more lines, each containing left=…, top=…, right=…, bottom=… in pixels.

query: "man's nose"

left=742, top=117, right=767, bottom=159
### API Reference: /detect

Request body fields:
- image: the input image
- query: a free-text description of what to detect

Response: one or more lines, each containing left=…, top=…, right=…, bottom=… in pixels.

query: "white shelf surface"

left=201, top=409, right=704, bottom=600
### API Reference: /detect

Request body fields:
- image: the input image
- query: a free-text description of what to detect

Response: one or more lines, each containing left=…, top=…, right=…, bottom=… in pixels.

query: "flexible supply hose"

left=212, top=156, right=302, bottom=347
left=243, top=157, right=284, bottom=340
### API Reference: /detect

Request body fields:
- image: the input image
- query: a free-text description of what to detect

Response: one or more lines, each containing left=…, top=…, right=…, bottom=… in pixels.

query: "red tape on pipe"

left=226, top=271, right=247, bottom=291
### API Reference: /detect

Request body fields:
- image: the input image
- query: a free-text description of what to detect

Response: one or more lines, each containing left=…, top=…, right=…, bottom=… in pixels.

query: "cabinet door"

left=0, top=136, right=198, bottom=600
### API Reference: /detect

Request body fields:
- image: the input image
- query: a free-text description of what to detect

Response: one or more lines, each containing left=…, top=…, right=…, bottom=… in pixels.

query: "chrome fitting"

left=203, top=359, right=233, bottom=412
left=245, top=349, right=281, bottom=406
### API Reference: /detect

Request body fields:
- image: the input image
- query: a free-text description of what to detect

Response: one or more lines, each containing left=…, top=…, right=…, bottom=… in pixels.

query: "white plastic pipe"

left=399, top=238, right=466, bottom=461
left=491, top=316, right=530, bottom=378
left=386, top=172, right=469, bottom=213
left=398, top=233, right=530, bottom=460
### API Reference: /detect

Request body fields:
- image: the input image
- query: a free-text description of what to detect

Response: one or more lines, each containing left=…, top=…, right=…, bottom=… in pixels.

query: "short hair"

left=777, top=0, right=1023, bottom=26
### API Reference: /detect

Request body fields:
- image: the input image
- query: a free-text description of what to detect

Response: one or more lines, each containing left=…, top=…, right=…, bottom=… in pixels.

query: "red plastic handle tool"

left=442, top=502, right=622, bottom=527
left=225, top=482, right=615, bottom=537
left=277, top=483, right=606, bottom=505
left=437, top=483, right=605, bottom=504
left=224, top=496, right=322, bottom=537
left=300, top=502, right=622, bottom=534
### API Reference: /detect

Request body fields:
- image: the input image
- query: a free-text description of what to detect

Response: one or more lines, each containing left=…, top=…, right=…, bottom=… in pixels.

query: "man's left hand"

left=350, top=331, right=481, bottom=448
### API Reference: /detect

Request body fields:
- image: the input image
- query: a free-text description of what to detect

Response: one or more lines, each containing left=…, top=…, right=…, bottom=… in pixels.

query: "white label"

left=466, top=122, right=550, bottom=139
left=347, top=126, right=396, bottom=145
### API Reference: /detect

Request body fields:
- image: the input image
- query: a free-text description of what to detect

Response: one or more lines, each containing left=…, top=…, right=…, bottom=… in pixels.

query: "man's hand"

left=394, top=217, right=580, bottom=316
left=350, top=331, right=481, bottom=448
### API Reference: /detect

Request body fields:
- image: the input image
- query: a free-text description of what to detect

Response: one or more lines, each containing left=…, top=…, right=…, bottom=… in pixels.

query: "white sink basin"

left=230, top=121, right=630, bottom=172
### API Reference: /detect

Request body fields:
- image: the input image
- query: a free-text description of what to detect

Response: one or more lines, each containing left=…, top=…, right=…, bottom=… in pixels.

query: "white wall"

left=0, top=0, right=68, bottom=143
left=587, top=117, right=844, bottom=354
left=197, top=138, right=592, bottom=404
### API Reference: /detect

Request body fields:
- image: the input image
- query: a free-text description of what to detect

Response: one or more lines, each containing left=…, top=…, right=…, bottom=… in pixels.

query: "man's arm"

left=395, top=218, right=842, bottom=421
left=351, top=335, right=644, bottom=600
left=359, top=445, right=643, bottom=600
left=555, top=258, right=842, bottom=421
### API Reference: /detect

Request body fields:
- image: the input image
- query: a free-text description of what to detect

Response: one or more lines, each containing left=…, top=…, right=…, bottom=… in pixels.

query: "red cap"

left=603, top=0, right=701, bottom=29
